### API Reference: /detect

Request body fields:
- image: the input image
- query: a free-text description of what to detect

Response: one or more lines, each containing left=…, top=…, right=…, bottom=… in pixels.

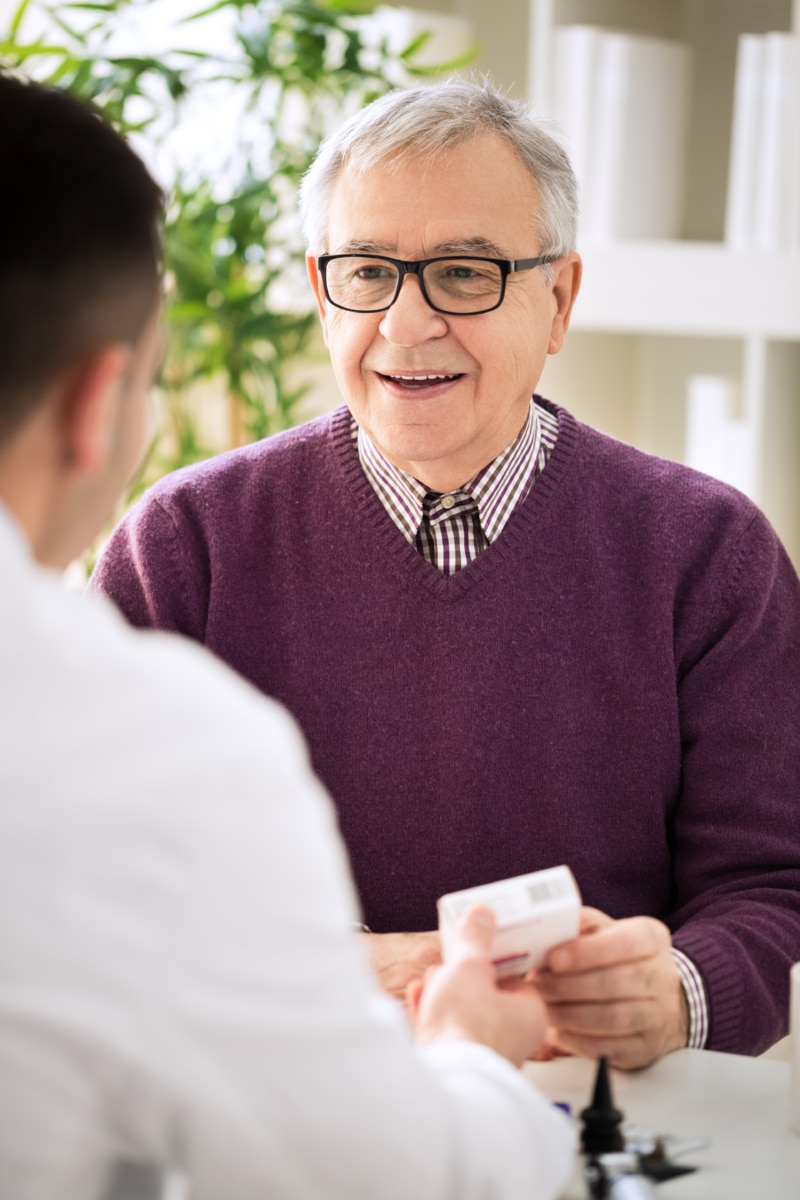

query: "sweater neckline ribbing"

left=326, top=397, right=580, bottom=601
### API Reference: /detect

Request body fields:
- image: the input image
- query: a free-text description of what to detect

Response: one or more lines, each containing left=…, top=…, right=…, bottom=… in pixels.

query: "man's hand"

left=535, top=907, right=688, bottom=1070
left=407, top=907, right=549, bottom=1067
left=363, top=931, right=442, bottom=1001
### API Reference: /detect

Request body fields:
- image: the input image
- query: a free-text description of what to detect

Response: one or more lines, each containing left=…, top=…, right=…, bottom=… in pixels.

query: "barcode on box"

left=527, top=874, right=574, bottom=905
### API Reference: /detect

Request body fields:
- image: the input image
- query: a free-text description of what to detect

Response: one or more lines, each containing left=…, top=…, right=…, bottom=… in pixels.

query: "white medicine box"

left=437, top=865, right=582, bottom=979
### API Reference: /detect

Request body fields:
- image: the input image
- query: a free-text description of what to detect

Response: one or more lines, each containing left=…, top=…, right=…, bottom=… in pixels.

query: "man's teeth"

left=389, top=373, right=458, bottom=381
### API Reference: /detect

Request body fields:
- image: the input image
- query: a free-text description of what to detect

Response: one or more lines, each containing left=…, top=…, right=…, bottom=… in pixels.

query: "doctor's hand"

left=407, top=906, right=550, bottom=1067
left=363, top=930, right=442, bottom=1001
left=535, top=906, right=689, bottom=1071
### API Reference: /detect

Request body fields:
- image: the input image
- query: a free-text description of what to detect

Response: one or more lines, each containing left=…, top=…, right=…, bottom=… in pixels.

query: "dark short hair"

left=0, top=73, right=163, bottom=442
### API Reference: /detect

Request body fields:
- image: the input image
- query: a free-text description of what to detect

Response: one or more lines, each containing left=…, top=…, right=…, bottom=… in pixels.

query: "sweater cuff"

left=671, top=948, right=708, bottom=1049
left=671, top=925, right=745, bottom=1051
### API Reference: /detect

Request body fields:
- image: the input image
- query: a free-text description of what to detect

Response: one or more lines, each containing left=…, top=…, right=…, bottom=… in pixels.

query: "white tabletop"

left=525, top=1049, right=800, bottom=1199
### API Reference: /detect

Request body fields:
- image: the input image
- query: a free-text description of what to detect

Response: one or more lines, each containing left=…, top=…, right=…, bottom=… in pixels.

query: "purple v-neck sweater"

left=92, top=400, right=800, bottom=1055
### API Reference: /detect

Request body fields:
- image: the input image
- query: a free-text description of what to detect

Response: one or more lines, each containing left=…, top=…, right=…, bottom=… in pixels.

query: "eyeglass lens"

left=324, top=257, right=505, bottom=313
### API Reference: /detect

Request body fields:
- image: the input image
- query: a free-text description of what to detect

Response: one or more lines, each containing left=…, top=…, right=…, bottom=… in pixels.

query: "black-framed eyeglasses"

left=317, top=253, right=558, bottom=316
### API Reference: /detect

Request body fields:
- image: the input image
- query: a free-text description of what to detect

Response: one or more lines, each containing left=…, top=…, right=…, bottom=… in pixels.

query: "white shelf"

left=521, top=0, right=800, bottom=562
left=572, top=243, right=800, bottom=338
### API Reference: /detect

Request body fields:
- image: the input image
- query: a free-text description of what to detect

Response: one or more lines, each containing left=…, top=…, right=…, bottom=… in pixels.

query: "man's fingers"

left=450, top=905, right=496, bottom=962
left=546, top=1029, right=656, bottom=1071
left=543, top=998, right=661, bottom=1036
left=538, top=959, right=666, bottom=1003
left=548, top=916, right=669, bottom=973
left=365, top=930, right=442, bottom=1000
left=533, top=910, right=686, bottom=1071
left=577, top=906, right=614, bottom=935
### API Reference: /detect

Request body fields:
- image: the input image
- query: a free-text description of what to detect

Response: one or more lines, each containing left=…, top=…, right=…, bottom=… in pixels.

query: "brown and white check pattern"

left=356, top=400, right=557, bottom=575
left=672, top=948, right=709, bottom=1049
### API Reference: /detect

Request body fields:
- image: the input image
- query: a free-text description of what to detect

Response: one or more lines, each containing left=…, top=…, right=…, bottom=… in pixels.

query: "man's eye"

left=442, top=265, right=481, bottom=279
left=354, top=265, right=393, bottom=281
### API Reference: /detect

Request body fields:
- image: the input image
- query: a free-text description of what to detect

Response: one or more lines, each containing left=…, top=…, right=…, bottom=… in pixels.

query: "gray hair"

left=299, top=77, right=579, bottom=262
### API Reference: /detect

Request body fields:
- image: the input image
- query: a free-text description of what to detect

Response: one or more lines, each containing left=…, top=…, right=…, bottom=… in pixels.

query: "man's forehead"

left=333, top=236, right=508, bottom=258
left=325, top=136, right=539, bottom=258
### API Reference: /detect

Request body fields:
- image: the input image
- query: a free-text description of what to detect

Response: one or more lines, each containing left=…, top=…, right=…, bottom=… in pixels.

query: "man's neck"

left=374, top=429, right=530, bottom=495
left=0, top=414, right=71, bottom=568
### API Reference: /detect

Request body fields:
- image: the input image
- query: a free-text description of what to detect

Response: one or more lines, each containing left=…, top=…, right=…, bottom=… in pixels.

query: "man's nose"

left=378, top=274, right=448, bottom=345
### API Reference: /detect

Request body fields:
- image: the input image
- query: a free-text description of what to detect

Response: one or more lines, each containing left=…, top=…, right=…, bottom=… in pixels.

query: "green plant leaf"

left=320, top=0, right=377, bottom=13
left=179, top=0, right=249, bottom=22
left=59, top=3, right=122, bottom=12
left=0, top=37, right=72, bottom=62
left=405, top=40, right=484, bottom=77
left=399, top=30, right=431, bottom=61
left=8, top=0, right=478, bottom=549
left=9, top=0, right=33, bottom=38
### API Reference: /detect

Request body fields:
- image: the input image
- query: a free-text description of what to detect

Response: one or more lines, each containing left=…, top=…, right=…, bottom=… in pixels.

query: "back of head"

left=300, top=76, right=578, bottom=260
left=0, top=74, right=163, bottom=443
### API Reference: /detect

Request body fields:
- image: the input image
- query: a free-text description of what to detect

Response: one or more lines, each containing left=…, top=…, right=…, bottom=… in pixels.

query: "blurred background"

left=2, top=0, right=799, bottom=566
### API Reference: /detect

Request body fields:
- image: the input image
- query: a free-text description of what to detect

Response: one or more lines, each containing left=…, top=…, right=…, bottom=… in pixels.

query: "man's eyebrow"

left=331, top=237, right=508, bottom=258
left=334, top=240, right=396, bottom=255
left=434, top=237, right=506, bottom=257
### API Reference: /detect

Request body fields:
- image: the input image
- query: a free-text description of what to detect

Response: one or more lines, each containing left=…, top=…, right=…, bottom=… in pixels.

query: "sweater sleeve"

left=90, top=488, right=210, bottom=641
left=669, top=504, right=800, bottom=1054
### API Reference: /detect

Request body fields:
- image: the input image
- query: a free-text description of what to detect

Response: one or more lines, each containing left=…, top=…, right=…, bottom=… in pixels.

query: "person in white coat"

left=0, top=73, right=574, bottom=1200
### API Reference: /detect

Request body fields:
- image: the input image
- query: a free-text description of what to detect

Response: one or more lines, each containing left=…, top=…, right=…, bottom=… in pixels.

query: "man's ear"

left=547, top=253, right=582, bottom=356
left=306, top=252, right=331, bottom=346
left=61, top=344, right=132, bottom=477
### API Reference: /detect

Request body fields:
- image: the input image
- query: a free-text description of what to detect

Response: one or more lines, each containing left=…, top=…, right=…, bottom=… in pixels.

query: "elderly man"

left=93, top=78, right=800, bottom=1071
left=0, top=74, right=576, bottom=1200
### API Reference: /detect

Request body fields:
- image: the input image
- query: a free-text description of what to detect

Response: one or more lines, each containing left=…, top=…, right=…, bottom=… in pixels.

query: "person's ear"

left=547, top=252, right=582, bottom=355
left=61, top=344, right=132, bottom=477
left=306, top=252, right=331, bottom=346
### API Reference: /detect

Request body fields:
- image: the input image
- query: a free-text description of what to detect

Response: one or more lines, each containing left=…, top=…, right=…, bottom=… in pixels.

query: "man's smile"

left=376, top=370, right=466, bottom=393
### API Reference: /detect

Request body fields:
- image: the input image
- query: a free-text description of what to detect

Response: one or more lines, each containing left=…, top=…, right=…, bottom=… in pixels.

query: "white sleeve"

left=6, top=605, right=575, bottom=1200
left=417, top=1041, right=577, bottom=1200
